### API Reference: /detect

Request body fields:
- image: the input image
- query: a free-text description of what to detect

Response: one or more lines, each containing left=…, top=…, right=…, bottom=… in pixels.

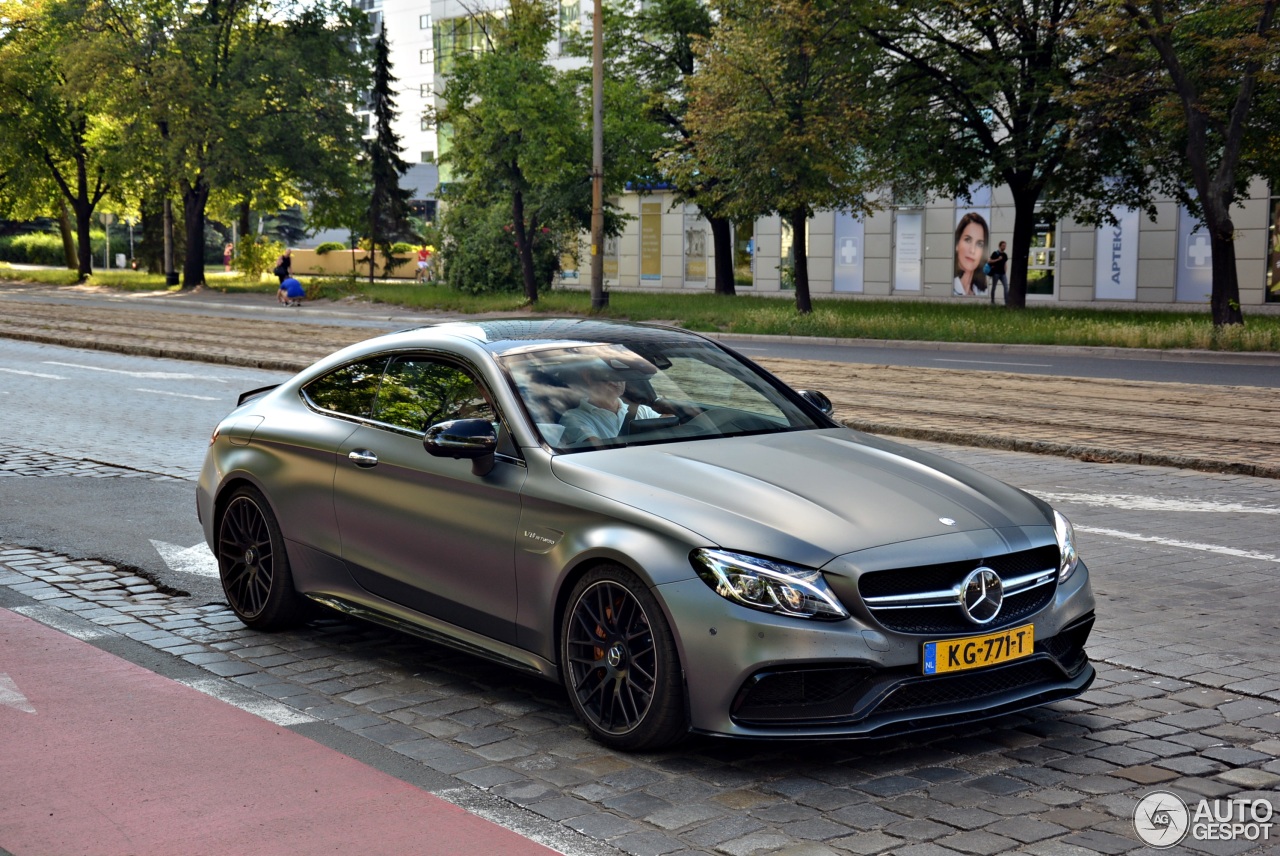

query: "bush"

left=314, top=241, right=347, bottom=255
left=439, top=201, right=561, bottom=295
left=234, top=239, right=285, bottom=280
left=390, top=241, right=416, bottom=255
left=0, top=230, right=123, bottom=267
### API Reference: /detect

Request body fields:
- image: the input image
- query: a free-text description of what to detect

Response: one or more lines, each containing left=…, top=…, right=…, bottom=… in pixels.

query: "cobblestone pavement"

left=3, top=288, right=1280, bottom=478
left=4, top=446, right=1280, bottom=856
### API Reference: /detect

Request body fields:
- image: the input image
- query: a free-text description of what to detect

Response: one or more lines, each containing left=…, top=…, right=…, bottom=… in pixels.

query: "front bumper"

left=657, top=560, right=1095, bottom=739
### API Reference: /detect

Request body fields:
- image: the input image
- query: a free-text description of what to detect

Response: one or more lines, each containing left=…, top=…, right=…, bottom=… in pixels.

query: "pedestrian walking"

left=223, top=242, right=234, bottom=273
left=988, top=241, right=1009, bottom=304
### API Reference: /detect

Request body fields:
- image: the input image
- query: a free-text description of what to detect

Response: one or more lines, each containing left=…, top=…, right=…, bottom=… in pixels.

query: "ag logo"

left=1133, top=790, right=1189, bottom=848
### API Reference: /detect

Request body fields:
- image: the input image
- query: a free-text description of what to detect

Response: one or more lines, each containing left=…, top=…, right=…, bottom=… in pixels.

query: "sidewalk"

left=2, top=282, right=1280, bottom=478
left=0, top=607, right=558, bottom=856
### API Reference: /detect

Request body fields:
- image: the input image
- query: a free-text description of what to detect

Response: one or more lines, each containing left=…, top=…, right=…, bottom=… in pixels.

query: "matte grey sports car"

left=197, top=318, right=1094, bottom=750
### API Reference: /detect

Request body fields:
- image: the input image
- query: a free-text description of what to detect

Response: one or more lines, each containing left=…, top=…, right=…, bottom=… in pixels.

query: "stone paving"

left=4, top=445, right=1280, bottom=855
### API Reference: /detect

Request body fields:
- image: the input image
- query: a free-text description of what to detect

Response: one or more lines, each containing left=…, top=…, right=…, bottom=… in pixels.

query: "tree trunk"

left=181, top=179, right=210, bottom=289
left=709, top=215, right=736, bottom=296
left=1203, top=201, right=1244, bottom=326
left=72, top=196, right=94, bottom=281
left=790, top=208, right=812, bottom=314
left=1004, top=188, right=1039, bottom=310
left=238, top=200, right=251, bottom=249
left=511, top=189, right=538, bottom=303
left=57, top=201, right=76, bottom=270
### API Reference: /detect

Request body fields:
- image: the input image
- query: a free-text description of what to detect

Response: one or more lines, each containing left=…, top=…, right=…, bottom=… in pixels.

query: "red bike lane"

left=0, top=608, right=558, bottom=856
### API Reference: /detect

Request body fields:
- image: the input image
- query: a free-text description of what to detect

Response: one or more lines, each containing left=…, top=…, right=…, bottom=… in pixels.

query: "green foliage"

left=0, top=230, right=117, bottom=266
left=439, top=199, right=560, bottom=295
left=234, top=239, right=285, bottom=281
left=314, top=242, right=347, bottom=255
left=364, top=25, right=414, bottom=282
left=434, top=0, right=590, bottom=302
left=390, top=242, right=416, bottom=255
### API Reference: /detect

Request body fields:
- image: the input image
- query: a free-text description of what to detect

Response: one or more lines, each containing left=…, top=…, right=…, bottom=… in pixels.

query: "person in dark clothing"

left=988, top=241, right=1009, bottom=304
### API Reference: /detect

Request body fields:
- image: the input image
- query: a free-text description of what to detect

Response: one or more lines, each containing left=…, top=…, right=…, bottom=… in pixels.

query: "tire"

left=560, top=565, right=687, bottom=751
left=216, top=485, right=303, bottom=631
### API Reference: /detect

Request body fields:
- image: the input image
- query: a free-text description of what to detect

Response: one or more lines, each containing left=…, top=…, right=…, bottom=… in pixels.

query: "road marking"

left=177, top=678, right=315, bottom=726
left=0, top=367, right=65, bottom=379
left=1040, top=491, right=1280, bottom=515
left=1076, top=525, right=1280, bottom=564
left=135, top=388, right=220, bottom=401
left=43, top=361, right=228, bottom=382
left=11, top=605, right=111, bottom=640
left=151, top=539, right=220, bottom=578
left=934, top=358, right=1052, bottom=367
left=0, top=672, right=36, bottom=714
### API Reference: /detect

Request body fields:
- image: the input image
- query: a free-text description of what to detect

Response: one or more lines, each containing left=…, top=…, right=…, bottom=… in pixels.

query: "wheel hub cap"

left=243, top=548, right=257, bottom=567
left=606, top=642, right=625, bottom=668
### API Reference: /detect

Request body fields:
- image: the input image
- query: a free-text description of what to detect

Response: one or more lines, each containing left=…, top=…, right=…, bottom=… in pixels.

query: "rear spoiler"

left=238, top=384, right=280, bottom=406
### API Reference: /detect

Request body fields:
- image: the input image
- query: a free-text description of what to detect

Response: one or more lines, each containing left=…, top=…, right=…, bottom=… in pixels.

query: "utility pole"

left=589, top=0, right=607, bottom=310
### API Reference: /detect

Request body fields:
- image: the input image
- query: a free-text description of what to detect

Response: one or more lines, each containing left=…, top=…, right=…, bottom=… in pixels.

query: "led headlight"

left=1053, top=510, right=1080, bottom=582
left=692, top=549, right=849, bottom=620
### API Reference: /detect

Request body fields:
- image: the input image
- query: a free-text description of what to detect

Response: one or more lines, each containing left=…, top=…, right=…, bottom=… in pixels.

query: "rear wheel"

left=561, top=565, right=686, bottom=751
left=216, top=485, right=302, bottom=630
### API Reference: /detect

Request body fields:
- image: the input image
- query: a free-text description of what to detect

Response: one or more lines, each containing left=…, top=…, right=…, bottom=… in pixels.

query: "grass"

left=4, top=263, right=1279, bottom=352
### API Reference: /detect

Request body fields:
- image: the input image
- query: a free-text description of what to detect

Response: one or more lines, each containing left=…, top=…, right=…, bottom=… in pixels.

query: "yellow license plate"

left=923, top=624, right=1034, bottom=675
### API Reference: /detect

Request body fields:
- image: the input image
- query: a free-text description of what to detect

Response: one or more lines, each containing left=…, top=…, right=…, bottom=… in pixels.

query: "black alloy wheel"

left=561, top=565, right=686, bottom=751
left=216, top=485, right=302, bottom=631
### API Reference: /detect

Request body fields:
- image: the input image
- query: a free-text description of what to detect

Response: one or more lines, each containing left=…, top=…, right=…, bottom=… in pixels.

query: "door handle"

left=347, top=449, right=378, bottom=468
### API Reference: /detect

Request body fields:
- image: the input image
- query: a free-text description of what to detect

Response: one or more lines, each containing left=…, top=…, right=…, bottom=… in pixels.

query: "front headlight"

left=692, top=549, right=849, bottom=621
left=1053, top=510, right=1080, bottom=582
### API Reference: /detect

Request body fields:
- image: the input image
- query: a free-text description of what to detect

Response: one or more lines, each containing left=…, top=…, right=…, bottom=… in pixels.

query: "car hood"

left=550, top=429, right=1050, bottom=568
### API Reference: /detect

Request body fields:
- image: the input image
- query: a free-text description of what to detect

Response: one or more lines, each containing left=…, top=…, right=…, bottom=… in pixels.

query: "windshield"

left=498, top=338, right=825, bottom=451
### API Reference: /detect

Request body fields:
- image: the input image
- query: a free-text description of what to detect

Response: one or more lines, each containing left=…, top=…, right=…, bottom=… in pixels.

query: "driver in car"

left=559, top=364, right=661, bottom=446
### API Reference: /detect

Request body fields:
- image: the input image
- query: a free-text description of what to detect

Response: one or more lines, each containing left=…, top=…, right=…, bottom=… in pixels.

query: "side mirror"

left=797, top=389, right=833, bottom=416
left=424, top=418, right=498, bottom=476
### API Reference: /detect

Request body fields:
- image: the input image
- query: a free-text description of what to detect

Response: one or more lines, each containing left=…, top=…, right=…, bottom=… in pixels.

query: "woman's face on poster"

left=956, top=221, right=987, bottom=273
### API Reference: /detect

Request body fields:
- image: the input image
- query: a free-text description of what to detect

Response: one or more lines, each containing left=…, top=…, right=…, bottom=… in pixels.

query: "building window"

left=421, top=151, right=435, bottom=163
left=559, top=0, right=581, bottom=49
left=420, top=117, right=431, bottom=131
left=419, top=13, right=431, bottom=29
left=419, top=47, right=432, bottom=64
left=419, top=83, right=432, bottom=97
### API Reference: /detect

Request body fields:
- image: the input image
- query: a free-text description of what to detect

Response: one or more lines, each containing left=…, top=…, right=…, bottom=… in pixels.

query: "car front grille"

left=730, top=613, right=1094, bottom=728
left=857, top=545, right=1059, bottom=635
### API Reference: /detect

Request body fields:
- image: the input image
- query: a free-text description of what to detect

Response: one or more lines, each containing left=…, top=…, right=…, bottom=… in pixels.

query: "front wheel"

left=560, top=565, right=687, bottom=751
left=216, top=485, right=303, bottom=631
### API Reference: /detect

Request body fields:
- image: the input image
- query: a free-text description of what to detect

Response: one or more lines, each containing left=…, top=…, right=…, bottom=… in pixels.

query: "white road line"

left=177, top=678, right=315, bottom=726
left=934, top=358, right=1052, bottom=367
left=136, top=388, right=220, bottom=401
left=0, top=367, right=65, bottom=379
left=1076, top=525, right=1280, bottom=564
left=43, top=361, right=227, bottom=382
left=1040, top=491, right=1280, bottom=515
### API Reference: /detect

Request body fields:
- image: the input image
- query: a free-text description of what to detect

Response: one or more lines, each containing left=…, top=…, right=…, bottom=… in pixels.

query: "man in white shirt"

left=559, top=365, right=660, bottom=446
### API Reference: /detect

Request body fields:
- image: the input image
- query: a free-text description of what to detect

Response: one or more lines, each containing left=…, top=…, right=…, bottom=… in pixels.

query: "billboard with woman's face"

left=954, top=212, right=989, bottom=297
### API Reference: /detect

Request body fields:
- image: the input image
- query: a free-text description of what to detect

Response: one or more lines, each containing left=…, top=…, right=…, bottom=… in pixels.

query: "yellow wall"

left=290, top=249, right=417, bottom=279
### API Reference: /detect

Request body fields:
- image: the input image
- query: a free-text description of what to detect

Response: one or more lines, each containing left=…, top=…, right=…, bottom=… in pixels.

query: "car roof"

left=414, top=318, right=705, bottom=356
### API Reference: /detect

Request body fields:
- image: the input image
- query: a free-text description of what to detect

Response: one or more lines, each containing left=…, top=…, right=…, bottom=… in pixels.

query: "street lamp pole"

left=589, top=0, right=607, bottom=311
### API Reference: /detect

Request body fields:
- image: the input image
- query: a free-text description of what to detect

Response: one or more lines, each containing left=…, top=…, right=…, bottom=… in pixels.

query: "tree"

left=80, top=0, right=369, bottom=289
left=590, top=0, right=741, bottom=295
left=676, top=0, right=881, bottom=313
left=861, top=0, right=1124, bottom=310
left=434, top=0, right=591, bottom=302
left=364, top=24, right=414, bottom=282
left=0, top=0, right=124, bottom=279
left=1074, top=0, right=1280, bottom=326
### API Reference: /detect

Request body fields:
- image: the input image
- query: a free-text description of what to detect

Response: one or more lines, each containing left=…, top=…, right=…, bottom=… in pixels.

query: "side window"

left=374, top=356, right=493, bottom=433
left=302, top=357, right=389, bottom=419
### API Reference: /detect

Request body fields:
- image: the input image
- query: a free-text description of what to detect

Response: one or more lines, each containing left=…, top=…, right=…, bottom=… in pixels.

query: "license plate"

left=923, top=624, right=1034, bottom=675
